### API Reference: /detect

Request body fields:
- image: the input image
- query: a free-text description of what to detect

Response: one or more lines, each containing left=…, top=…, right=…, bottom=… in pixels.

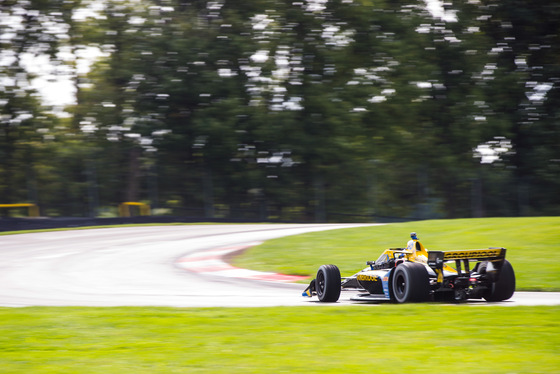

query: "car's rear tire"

left=391, top=262, right=430, bottom=303
left=316, top=265, right=341, bottom=302
left=483, top=260, right=515, bottom=302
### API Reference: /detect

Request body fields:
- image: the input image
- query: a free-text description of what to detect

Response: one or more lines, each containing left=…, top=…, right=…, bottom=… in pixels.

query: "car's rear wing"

left=439, top=247, right=506, bottom=261
left=428, top=247, right=506, bottom=264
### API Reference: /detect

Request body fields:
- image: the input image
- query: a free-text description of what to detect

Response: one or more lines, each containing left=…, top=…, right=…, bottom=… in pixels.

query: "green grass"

left=232, top=217, right=560, bottom=291
left=0, top=305, right=558, bottom=373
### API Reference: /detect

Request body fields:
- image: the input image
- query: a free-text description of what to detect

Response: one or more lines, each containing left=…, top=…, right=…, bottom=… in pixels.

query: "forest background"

left=1, top=0, right=559, bottom=222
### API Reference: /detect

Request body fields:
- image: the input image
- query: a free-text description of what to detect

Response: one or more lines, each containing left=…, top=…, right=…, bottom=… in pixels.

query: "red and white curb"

left=176, top=242, right=309, bottom=283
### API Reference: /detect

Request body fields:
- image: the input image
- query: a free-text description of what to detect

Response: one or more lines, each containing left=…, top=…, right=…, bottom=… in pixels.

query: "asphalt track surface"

left=0, top=224, right=558, bottom=307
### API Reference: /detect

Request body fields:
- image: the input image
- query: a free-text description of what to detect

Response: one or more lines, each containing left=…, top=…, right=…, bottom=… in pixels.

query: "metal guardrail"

left=0, top=203, right=40, bottom=217
left=0, top=216, right=275, bottom=232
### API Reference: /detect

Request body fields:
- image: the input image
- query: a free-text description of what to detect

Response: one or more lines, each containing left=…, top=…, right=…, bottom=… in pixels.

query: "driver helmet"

left=410, top=232, right=418, bottom=240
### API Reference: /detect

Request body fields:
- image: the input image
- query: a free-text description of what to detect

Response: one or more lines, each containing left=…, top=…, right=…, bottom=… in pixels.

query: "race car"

left=302, top=232, right=516, bottom=303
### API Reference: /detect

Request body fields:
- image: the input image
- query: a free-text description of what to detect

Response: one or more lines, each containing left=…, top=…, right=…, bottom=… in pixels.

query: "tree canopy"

left=1, top=0, right=558, bottom=221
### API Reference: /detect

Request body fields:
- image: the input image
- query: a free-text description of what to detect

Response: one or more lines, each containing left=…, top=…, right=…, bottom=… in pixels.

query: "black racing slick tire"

left=316, top=265, right=341, bottom=302
left=391, top=262, right=430, bottom=303
left=483, top=260, right=516, bottom=302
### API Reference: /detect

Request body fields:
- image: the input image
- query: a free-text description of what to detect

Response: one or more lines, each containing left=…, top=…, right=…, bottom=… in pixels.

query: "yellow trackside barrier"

left=118, top=202, right=151, bottom=217
left=0, top=203, right=40, bottom=217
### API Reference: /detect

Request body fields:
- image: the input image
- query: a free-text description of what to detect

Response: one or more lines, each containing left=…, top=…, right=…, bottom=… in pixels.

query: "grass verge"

left=0, top=305, right=558, bottom=373
left=232, top=217, right=560, bottom=291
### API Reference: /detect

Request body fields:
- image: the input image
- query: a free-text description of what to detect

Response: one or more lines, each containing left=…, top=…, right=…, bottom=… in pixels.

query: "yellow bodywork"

left=375, top=241, right=506, bottom=284
left=376, top=240, right=456, bottom=278
left=376, top=240, right=429, bottom=264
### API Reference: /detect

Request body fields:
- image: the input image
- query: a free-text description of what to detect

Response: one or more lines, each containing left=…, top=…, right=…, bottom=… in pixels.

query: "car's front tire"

left=391, top=262, right=430, bottom=303
left=483, top=260, right=515, bottom=301
left=316, top=264, right=341, bottom=302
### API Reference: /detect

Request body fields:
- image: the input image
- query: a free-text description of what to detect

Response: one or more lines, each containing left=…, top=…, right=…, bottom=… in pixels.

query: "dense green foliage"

left=1, top=1, right=559, bottom=221
left=233, top=217, right=560, bottom=291
left=0, top=305, right=558, bottom=373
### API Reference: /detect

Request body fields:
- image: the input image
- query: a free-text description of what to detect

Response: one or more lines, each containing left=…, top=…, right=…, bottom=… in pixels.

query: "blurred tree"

left=0, top=0, right=61, bottom=212
left=76, top=0, right=161, bottom=208
left=480, top=0, right=560, bottom=216
left=233, top=0, right=436, bottom=221
left=2, top=0, right=557, bottom=220
left=385, top=0, right=500, bottom=218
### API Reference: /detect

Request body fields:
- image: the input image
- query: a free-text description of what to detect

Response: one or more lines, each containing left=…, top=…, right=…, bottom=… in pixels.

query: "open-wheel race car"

left=303, top=233, right=516, bottom=303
